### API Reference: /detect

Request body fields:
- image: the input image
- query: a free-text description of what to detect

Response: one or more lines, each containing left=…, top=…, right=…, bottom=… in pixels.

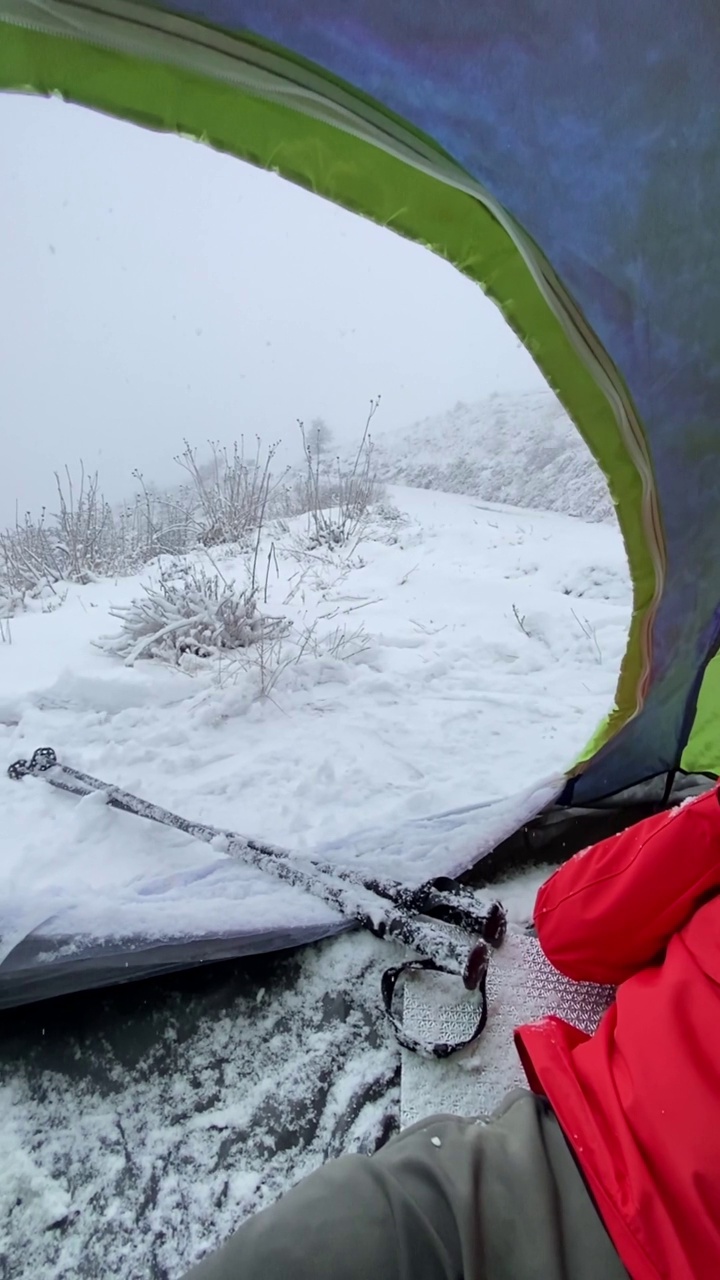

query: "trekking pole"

left=9, top=747, right=499, bottom=1058
left=7, top=746, right=504, bottom=942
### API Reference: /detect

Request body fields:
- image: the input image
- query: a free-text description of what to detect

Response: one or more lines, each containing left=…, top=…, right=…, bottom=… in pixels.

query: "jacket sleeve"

left=534, top=786, right=720, bottom=985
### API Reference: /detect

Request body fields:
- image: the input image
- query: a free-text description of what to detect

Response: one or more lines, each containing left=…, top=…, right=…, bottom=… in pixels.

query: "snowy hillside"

left=374, top=390, right=615, bottom=523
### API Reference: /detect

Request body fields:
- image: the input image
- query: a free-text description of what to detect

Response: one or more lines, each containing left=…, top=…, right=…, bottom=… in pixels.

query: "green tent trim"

left=680, top=654, right=720, bottom=775
left=0, top=3, right=661, bottom=772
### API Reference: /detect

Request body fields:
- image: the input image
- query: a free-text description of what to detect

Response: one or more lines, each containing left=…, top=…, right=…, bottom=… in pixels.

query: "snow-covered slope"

left=374, top=390, right=615, bottom=523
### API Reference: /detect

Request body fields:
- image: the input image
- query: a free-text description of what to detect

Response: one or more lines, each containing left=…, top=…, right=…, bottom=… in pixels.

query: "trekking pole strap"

left=381, top=957, right=489, bottom=1059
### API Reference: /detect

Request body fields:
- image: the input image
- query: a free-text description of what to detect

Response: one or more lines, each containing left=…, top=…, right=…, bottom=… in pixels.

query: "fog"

left=0, top=93, right=545, bottom=525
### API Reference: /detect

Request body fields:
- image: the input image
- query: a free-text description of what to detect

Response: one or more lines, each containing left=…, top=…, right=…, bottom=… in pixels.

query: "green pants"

left=181, top=1090, right=628, bottom=1280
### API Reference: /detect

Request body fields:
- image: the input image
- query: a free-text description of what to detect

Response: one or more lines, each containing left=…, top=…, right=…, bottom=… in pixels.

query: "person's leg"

left=538, top=1101, right=629, bottom=1280
left=180, top=1090, right=628, bottom=1280
left=180, top=1115, right=472, bottom=1280
left=473, top=1091, right=629, bottom=1280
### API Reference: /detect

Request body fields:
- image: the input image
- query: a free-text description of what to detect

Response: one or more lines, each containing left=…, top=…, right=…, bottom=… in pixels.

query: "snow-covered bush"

left=0, top=511, right=65, bottom=608
left=96, top=563, right=290, bottom=667
left=0, top=579, right=29, bottom=619
left=372, top=500, right=407, bottom=527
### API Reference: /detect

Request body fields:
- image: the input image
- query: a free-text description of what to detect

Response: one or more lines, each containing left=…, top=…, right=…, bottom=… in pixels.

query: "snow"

left=0, top=477, right=630, bottom=1277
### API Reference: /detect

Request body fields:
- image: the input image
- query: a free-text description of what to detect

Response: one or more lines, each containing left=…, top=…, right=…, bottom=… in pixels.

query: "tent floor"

left=0, top=932, right=400, bottom=1279
left=2, top=772, right=713, bottom=1277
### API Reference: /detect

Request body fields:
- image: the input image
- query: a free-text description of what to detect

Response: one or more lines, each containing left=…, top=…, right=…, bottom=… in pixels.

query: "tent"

left=3, top=0, right=720, bottom=807
left=3, top=4, right=719, bottom=1271
left=2, top=0, right=720, bottom=1002
left=2, top=0, right=720, bottom=988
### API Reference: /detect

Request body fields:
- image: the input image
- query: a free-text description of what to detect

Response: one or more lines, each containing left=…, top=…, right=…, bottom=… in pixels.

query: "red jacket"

left=515, top=786, right=720, bottom=1280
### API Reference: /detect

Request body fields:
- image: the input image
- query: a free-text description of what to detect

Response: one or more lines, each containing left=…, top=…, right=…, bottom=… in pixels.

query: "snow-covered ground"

left=0, top=486, right=629, bottom=951
left=0, top=481, right=631, bottom=1278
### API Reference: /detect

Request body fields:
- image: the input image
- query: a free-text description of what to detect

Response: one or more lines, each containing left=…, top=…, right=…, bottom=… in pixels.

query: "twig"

left=512, top=603, right=531, bottom=637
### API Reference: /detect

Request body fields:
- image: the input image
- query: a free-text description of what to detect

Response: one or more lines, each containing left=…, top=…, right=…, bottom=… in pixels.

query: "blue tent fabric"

left=154, top=0, right=720, bottom=799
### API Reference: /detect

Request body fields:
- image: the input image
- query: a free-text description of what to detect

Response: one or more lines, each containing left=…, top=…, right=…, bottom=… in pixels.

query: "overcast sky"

left=0, top=93, right=545, bottom=525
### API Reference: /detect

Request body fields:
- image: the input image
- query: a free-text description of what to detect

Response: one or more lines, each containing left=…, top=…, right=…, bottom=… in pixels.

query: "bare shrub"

left=221, top=617, right=372, bottom=701
left=119, top=472, right=198, bottom=565
left=298, top=399, right=383, bottom=548
left=0, top=465, right=163, bottom=603
left=572, top=608, right=603, bottom=663
left=51, top=463, right=115, bottom=583
left=0, top=412, right=381, bottom=617
left=175, top=438, right=286, bottom=549
left=96, top=563, right=290, bottom=668
left=0, top=439, right=288, bottom=611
